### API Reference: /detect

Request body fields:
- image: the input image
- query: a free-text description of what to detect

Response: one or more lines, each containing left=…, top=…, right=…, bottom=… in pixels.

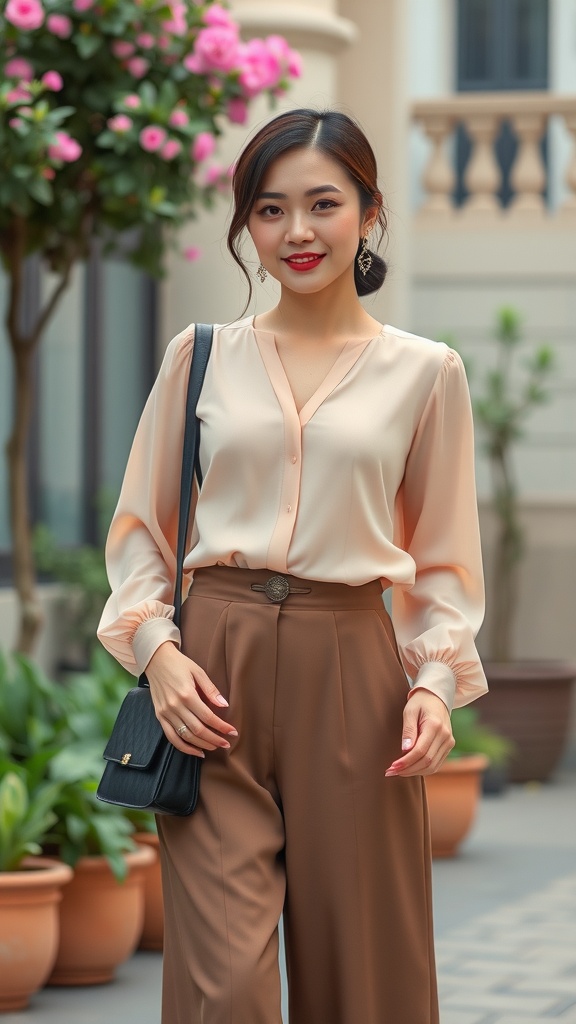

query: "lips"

left=282, top=252, right=326, bottom=272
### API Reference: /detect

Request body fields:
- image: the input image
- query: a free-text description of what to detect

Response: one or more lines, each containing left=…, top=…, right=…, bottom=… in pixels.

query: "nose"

left=284, top=212, right=315, bottom=245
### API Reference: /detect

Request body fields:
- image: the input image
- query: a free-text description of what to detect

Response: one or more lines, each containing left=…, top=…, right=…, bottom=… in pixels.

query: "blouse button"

left=290, top=455, right=297, bottom=464
left=286, top=505, right=292, bottom=513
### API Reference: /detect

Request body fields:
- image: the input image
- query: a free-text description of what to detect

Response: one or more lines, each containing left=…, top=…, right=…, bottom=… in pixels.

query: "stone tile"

left=441, top=991, right=559, bottom=1014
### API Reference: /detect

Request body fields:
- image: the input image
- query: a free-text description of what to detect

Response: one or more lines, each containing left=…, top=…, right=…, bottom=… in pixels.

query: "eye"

left=314, top=200, right=339, bottom=211
left=256, top=204, right=283, bottom=217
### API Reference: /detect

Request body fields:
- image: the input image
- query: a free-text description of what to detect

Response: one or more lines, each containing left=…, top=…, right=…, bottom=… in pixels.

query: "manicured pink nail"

left=402, top=738, right=413, bottom=751
left=214, top=694, right=229, bottom=707
left=385, top=769, right=398, bottom=777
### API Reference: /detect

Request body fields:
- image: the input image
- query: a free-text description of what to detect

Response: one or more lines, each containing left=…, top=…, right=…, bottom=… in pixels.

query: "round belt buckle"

left=263, top=575, right=291, bottom=602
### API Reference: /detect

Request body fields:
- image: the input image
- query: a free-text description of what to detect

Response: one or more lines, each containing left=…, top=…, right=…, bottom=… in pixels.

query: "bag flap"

left=103, top=687, right=165, bottom=770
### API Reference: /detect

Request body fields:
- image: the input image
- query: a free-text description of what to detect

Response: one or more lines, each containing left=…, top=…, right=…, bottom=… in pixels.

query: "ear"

left=360, top=205, right=379, bottom=239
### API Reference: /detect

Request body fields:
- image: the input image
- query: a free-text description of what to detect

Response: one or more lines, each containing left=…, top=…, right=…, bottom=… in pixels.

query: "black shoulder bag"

left=96, top=323, right=214, bottom=816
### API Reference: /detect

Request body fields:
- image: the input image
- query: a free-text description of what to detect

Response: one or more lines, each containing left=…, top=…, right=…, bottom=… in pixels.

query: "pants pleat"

left=156, top=566, right=439, bottom=1024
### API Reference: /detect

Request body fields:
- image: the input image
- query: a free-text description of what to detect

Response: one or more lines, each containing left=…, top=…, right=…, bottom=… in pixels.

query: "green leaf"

left=28, top=177, right=54, bottom=206
left=74, top=33, right=103, bottom=59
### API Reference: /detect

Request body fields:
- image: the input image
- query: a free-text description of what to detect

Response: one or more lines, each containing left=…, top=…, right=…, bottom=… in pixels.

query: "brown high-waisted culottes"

left=156, top=565, right=439, bottom=1024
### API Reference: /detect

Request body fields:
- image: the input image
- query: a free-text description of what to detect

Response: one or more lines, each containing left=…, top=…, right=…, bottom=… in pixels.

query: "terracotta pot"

left=48, top=844, right=155, bottom=986
left=425, top=754, right=488, bottom=858
left=135, top=832, right=164, bottom=951
left=480, top=661, right=576, bottom=782
left=0, top=857, right=73, bottom=1011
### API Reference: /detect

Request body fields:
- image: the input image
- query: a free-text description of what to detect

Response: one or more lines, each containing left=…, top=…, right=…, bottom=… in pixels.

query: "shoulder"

left=383, top=324, right=464, bottom=383
left=382, top=324, right=450, bottom=366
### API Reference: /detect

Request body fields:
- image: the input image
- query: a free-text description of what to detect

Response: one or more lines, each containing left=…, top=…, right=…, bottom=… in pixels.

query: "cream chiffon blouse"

left=97, top=315, right=488, bottom=712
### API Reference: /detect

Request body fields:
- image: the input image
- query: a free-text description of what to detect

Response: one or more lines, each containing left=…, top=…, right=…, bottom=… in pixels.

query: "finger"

left=181, top=693, right=239, bottom=739
left=193, top=665, right=230, bottom=709
left=162, top=720, right=206, bottom=757
left=386, top=735, right=454, bottom=776
left=168, top=714, right=234, bottom=751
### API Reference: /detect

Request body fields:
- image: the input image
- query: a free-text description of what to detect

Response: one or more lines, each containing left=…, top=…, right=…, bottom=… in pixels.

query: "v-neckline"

left=251, top=317, right=385, bottom=427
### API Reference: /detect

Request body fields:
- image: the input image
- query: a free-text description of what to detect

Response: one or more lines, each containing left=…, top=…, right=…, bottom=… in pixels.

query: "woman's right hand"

left=145, top=641, right=238, bottom=757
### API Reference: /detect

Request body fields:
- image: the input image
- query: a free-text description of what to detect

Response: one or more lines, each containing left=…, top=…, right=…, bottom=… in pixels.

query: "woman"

left=98, top=108, right=487, bottom=1024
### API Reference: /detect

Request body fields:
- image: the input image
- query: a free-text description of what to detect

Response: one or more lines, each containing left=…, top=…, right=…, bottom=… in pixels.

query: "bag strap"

left=137, top=323, right=213, bottom=689
left=173, top=323, right=214, bottom=630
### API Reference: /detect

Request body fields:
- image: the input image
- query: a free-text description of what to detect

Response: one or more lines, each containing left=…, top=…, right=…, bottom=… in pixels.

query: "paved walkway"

left=6, top=763, right=576, bottom=1023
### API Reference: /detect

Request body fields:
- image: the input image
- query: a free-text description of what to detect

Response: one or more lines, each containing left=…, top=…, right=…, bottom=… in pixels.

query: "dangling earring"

left=257, top=263, right=267, bottom=283
left=357, top=236, right=372, bottom=276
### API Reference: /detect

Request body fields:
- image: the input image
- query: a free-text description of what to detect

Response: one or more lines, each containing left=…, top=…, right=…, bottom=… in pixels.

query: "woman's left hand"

left=385, top=689, right=455, bottom=777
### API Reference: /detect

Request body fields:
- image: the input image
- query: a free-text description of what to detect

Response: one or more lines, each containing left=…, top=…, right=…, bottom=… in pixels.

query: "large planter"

left=425, top=754, right=488, bottom=858
left=135, top=832, right=164, bottom=951
left=480, top=661, right=576, bottom=782
left=48, top=844, right=155, bottom=986
left=0, top=857, right=73, bottom=1011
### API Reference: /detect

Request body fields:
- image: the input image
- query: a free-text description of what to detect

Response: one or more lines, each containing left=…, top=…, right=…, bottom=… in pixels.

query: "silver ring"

left=177, top=724, right=188, bottom=737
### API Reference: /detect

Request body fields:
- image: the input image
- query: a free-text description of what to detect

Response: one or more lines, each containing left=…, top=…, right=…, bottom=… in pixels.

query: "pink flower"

left=157, top=33, right=171, bottom=51
left=108, top=113, right=133, bottom=132
left=192, top=25, right=240, bottom=73
left=226, top=96, right=247, bottom=125
left=123, top=93, right=141, bottom=109
left=6, top=85, right=32, bottom=104
left=160, top=138, right=182, bottom=160
left=183, top=52, right=203, bottom=74
left=136, top=32, right=155, bottom=49
left=169, top=108, right=188, bottom=128
left=127, top=56, right=149, bottom=78
left=5, top=57, right=34, bottom=81
left=112, top=40, right=135, bottom=59
left=192, top=131, right=216, bottom=162
left=41, top=70, right=64, bottom=91
left=288, top=49, right=303, bottom=78
left=9, top=117, right=24, bottom=129
left=162, top=1, right=186, bottom=35
left=73, top=0, right=94, bottom=10
left=16, top=105, right=34, bottom=116
left=139, top=125, right=167, bottom=152
left=42, top=166, right=56, bottom=179
left=238, top=39, right=281, bottom=96
left=204, top=162, right=223, bottom=185
left=46, top=13, right=73, bottom=37
left=5, top=0, right=44, bottom=31
left=48, top=131, right=82, bottom=162
left=265, top=35, right=290, bottom=63
left=202, top=3, right=236, bottom=29
left=183, top=246, right=201, bottom=262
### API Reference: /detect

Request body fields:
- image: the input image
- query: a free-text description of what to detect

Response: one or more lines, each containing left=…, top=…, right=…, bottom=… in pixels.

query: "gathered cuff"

left=132, top=617, right=181, bottom=675
left=408, top=662, right=457, bottom=712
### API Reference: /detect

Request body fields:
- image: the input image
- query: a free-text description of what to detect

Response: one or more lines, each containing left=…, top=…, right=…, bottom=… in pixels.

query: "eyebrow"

left=255, top=185, right=344, bottom=200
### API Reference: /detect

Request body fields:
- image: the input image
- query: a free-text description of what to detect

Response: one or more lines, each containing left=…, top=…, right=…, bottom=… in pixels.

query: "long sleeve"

left=392, top=348, right=488, bottom=712
left=97, top=324, right=195, bottom=675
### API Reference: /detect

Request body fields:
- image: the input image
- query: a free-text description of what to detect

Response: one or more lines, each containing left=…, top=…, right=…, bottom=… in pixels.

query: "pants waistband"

left=190, top=566, right=387, bottom=611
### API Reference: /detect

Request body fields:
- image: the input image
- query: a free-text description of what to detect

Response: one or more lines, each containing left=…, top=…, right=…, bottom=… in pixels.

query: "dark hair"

left=228, top=108, right=388, bottom=310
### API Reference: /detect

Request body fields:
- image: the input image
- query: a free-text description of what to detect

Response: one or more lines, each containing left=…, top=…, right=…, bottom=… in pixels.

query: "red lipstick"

left=282, top=252, right=326, bottom=272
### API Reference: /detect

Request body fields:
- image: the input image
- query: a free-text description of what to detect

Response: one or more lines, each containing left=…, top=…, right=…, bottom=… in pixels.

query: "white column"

left=338, top=0, right=411, bottom=330
left=160, top=0, right=356, bottom=352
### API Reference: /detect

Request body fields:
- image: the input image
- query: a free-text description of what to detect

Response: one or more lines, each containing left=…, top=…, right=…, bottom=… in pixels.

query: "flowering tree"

left=0, top=0, right=301, bottom=652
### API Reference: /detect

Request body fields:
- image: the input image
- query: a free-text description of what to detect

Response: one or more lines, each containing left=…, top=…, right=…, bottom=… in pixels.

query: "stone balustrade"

left=411, top=92, right=576, bottom=216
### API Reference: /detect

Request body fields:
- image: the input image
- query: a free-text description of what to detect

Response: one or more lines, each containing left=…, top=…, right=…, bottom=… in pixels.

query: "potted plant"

left=469, top=307, right=575, bottom=781
left=425, top=707, right=512, bottom=858
left=40, top=648, right=157, bottom=984
left=0, top=647, right=156, bottom=986
left=0, top=759, right=72, bottom=1011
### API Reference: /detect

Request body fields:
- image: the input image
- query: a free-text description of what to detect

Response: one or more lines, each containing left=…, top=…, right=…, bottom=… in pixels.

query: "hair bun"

left=354, top=249, right=387, bottom=297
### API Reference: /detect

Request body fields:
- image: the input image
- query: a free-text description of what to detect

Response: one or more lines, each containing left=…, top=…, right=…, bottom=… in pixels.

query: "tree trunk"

left=3, top=218, right=77, bottom=654
left=6, top=341, right=42, bottom=653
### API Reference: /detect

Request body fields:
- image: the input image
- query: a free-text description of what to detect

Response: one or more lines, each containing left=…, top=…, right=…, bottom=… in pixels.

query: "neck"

left=272, top=275, right=376, bottom=343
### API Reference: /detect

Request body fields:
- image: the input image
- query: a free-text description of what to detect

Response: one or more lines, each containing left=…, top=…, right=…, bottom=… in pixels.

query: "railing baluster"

left=561, top=111, right=576, bottom=211
left=419, top=115, right=455, bottom=213
left=463, top=113, right=501, bottom=211
left=509, top=113, right=547, bottom=211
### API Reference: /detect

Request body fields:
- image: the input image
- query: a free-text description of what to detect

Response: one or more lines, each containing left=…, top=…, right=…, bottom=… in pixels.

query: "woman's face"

left=247, top=146, right=376, bottom=295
